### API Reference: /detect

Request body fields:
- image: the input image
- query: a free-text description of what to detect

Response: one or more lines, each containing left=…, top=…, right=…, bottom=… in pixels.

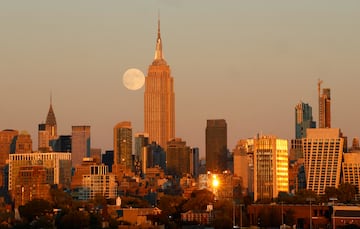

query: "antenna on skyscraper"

left=50, top=91, right=53, bottom=105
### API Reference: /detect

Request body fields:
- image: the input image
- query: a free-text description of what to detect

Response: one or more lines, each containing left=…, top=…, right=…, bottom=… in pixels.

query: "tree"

left=18, top=199, right=53, bottom=223
left=50, top=188, right=72, bottom=213
left=57, top=210, right=89, bottom=229
left=213, top=200, right=233, bottom=229
left=294, top=189, right=318, bottom=204
left=182, top=189, right=215, bottom=212
left=338, top=183, right=356, bottom=203
left=158, top=195, right=185, bottom=227
left=324, top=186, right=338, bottom=203
left=120, top=196, right=151, bottom=208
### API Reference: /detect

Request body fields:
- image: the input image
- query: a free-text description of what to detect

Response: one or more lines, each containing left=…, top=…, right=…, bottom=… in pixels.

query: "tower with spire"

left=38, top=95, right=58, bottom=151
left=144, top=16, right=175, bottom=149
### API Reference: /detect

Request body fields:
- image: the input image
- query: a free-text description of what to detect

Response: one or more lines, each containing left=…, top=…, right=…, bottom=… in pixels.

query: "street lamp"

left=306, top=198, right=315, bottom=229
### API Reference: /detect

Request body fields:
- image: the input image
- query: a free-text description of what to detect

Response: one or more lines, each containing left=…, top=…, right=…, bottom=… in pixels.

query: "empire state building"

left=144, top=19, right=175, bottom=148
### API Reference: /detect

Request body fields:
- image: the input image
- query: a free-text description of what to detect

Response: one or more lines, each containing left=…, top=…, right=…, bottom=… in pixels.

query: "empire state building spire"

left=145, top=17, right=175, bottom=148
left=153, top=16, right=167, bottom=65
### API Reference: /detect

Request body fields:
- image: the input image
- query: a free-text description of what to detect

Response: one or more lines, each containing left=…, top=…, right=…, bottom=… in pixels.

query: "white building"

left=303, top=128, right=343, bottom=195
left=9, top=151, right=72, bottom=191
left=82, top=164, right=117, bottom=200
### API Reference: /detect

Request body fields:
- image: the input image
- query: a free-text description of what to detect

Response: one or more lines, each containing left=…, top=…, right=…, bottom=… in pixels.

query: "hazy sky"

left=1, top=1, right=359, bottom=157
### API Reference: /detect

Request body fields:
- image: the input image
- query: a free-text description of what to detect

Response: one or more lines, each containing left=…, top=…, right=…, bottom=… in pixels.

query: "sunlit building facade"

left=318, top=82, right=331, bottom=128
left=113, top=121, right=132, bottom=174
left=303, top=128, right=343, bottom=195
left=9, top=151, right=72, bottom=193
left=295, top=102, right=316, bottom=139
left=14, top=165, right=51, bottom=207
left=233, top=139, right=254, bottom=195
left=82, top=164, right=117, bottom=200
left=71, top=125, right=91, bottom=167
left=15, top=131, right=32, bottom=154
left=134, top=132, right=149, bottom=175
left=253, top=135, right=288, bottom=201
left=342, top=152, right=360, bottom=199
left=144, top=19, right=175, bottom=149
left=0, top=129, right=18, bottom=188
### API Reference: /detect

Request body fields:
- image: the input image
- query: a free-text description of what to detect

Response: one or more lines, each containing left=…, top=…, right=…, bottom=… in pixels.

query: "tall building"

left=15, top=131, right=32, bottom=154
left=0, top=129, right=18, bottom=188
left=295, top=102, right=316, bottom=139
left=290, top=102, right=316, bottom=192
left=144, top=18, right=175, bottom=148
left=82, top=164, right=117, bottom=200
left=318, top=80, right=331, bottom=128
left=0, top=129, right=18, bottom=166
left=134, top=133, right=149, bottom=160
left=9, top=151, right=72, bottom=193
left=253, top=135, right=288, bottom=201
left=233, top=139, right=254, bottom=195
left=38, top=99, right=58, bottom=151
left=166, top=138, right=191, bottom=176
left=71, top=125, right=91, bottom=167
left=14, top=165, right=51, bottom=207
left=303, top=128, right=343, bottom=195
left=351, top=137, right=360, bottom=151
left=342, top=152, right=360, bottom=199
left=113, top=121, right=132, bottom=174
left=134, top=132, right=149, bottom=174
left=143, top=142, right=166, bottom=170
left=206, top=119, right=227, bottom=172
left=53, top=135, right=72, bottom=152
left=90, top=148, right=102, bottom=164
left=142, top=142, right=166, bottom=176
left=71, top=157, right=98, bottom=190
left=190, top=147, right=200, bottom=178
left=102, top=150, right=114, bottom=173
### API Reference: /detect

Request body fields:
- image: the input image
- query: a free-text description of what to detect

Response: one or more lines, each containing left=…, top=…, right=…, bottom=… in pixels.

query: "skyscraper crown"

left=46, top=97, right=57, bottom=126
left=152, top=16, right=167, bottom=66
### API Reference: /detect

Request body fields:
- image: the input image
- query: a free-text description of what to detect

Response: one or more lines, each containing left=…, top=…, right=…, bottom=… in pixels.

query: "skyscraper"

left=113, top=121, right=132, bottom=173
left=295, top=102, right=316, bottom=139
left=71, top=125, right=91, bottom=167
left=38, top=99, right=57, bottom=151
left=144, top=18, right=175, bottom=148
left=253, top=135, right=288, bottom=201
left=0, top=129, right=18, bottom=188
left=206, top=119, right=227, bottom=172
left=134, top=132, right=149, bottom=162
left=190, top=147, right=200, bottom=178
left=166, top=138, right=191, bottom=176
left=318, top=80, right=331, bottom=128
left=233, top=139, right=254, bottom=195
left=134, top=132, right=149, bottom=175
left=342, top=152, right=360, bottom=198
left=290, top=101, right=316, bottom=160
left=9, top=151, right=72, bottom=192
left=303, top=128, right=343, bottom=195
left=15, top=131, right=32, bottom=154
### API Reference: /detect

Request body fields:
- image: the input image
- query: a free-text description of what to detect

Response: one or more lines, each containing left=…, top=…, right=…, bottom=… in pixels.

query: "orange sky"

left=1, top=1, right=359, bottom=156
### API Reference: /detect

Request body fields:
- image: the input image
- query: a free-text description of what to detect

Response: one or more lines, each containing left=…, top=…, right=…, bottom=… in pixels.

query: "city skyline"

left=1, top=1, right=360, bottom=157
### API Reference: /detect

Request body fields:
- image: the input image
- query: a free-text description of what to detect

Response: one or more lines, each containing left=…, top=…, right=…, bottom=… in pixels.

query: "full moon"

left=122, top=68, right=145, bottom=90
